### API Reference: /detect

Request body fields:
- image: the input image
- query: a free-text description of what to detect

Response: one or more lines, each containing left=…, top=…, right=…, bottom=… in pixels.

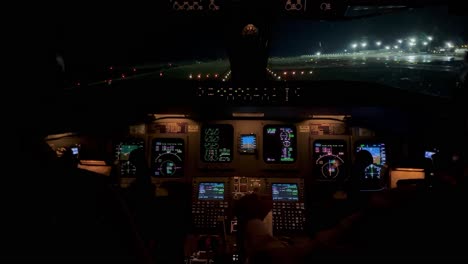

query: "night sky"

left=60, top=5, right=467, bottom=75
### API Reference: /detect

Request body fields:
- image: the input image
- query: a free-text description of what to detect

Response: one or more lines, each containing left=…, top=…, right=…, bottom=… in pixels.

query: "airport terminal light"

left=316, top=52, right=321, bottom=56
left=385, top=46, right=391, bottom=50
left=361, top=42, right=367, bottom=48
left=410, top=38, right=416, bottom=43
left=344, top=49, right=348, bottom=52
left=423, top=41, right=428, bottom=46
left=446, top=42, right=454, bottom=48
left=394, top=45, right=399, bottom=49
left=397, top=39, right=403, bottom=44
left=351, top=43, right=358, bottom=49
left=427, top=36, right=433, bottom=41
left=376, top=41, right=382, bottom=46
left=409, top=42, right=416, bottom=47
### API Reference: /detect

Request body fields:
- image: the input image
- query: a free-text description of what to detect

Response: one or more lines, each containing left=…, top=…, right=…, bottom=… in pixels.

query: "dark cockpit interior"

left=5, top=0, right=468, bottom=263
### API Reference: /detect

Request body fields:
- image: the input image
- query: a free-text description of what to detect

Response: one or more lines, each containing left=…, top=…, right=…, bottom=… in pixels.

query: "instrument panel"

left=110, top=121, right=388, bottom=188
left=263, top=125, right=297, bottom=163
left=356, top=142, right=388, bottom=190
left=152, top=138, right=185, bottom=177
left=313, top=140, right=347, bottom=181
left=200, top=124, right=234, bottom=163
left=114, top=139, right=145, bottom=176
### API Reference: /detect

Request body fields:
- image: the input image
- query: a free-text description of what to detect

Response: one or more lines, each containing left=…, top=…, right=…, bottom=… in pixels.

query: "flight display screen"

left=119, top=145, right=141, bottom=161
left=272, top=183, right=299, bottom=201
left=115, top=140, right=144, bottom=176
left=71, top=147, right=79, bottom=156
left=263, top=125, right=296, bottom=163
left=201, top=124, right=234, bottom=163
left=198, top=183, right=225, bottom=200
left=313, top=140, right=347, bottom=180
left=356, top=143, right=387, bottom=180
left=239, top=134, right=257, bottom=154
left=152, top=138, right=184, bottom=177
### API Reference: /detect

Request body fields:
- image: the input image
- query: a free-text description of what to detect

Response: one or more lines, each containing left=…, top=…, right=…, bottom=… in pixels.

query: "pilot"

left=234, top=194, right=363, bottom=264
left=0, top=49, right=153, bottom=262
left=124, top=148, right=157, bottom=250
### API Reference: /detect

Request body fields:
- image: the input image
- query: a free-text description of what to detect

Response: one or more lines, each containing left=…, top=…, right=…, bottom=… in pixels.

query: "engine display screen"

left=152, top=138, right=184, bottom=177
left=198, top=182, right=225, bottom=200
left=263, top=125, right=296, bottom=163
left=313, top=140, right=347, bottom=180
left=272, top=183, right=299, bottom=201
left=115, top=140, right=144, bottom=176
left=239, top=134, right=257, bottom=154
left=201, top=124, right=234, bottom=163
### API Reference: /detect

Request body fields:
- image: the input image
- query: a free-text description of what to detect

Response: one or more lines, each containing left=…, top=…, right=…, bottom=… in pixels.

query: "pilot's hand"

left=234, top=193, right=272, bottom=221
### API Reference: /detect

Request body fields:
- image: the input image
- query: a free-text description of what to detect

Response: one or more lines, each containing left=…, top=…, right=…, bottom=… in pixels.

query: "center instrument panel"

left=190, top=176, right=306, bottom=235
left=109, top=119, right=389, bottom=240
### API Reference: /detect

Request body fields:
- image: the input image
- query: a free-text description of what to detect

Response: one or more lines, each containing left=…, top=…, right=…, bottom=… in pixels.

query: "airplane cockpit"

left=6, top=0, right=468, bottom=263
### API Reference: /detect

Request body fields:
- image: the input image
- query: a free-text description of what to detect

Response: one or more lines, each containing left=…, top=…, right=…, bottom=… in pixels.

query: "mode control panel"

left=196, top=87, right=304, bottom=105
left=232, top=176, right=267, bottom=200
left=191, top=177, right=231, bottom=233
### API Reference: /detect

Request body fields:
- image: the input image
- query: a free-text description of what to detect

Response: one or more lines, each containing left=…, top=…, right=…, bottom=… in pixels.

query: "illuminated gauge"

left=154, top=153, right=183, bottom=177
left=321, top=160, right=340, bottom=179
left=280, top=132, right=289, bottom=141
left=121, top=161, right=137, bottom=175
left=282, top=140, right=291, bottom=147
left=364, top=164, right=381, bottom=179
left=159, top=160, right=177, bottom=176
left=316, top=155, right=344, bottom=179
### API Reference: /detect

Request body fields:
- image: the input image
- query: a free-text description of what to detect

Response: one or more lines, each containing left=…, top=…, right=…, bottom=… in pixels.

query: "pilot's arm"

left=236, top=194, right=362, bottom=264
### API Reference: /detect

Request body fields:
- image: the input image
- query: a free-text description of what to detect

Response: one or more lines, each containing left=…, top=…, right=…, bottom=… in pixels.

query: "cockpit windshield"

left=268, top=6, right=468, bottom=97
left=63, top=5, right=467, bottom=97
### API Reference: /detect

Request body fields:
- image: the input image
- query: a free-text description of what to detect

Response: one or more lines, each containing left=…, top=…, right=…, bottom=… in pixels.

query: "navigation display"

left=239, top=134, right=257, bottom=154
left=201, top=124, right=234, bottom=163
left=272, top=183, right=299, bottom=201
left=198, top=183, right=225, bottom=200
left=119, top=145, right=141, bottom=161
left=152, top=138, right=184, bottom=177
left=115, top=140, right=144, bottom=176
left=313, top=140, right=347, bottom=180
left=356, top=143, right=387, bottom=180
left=263, top=125, right=296, bottom=163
